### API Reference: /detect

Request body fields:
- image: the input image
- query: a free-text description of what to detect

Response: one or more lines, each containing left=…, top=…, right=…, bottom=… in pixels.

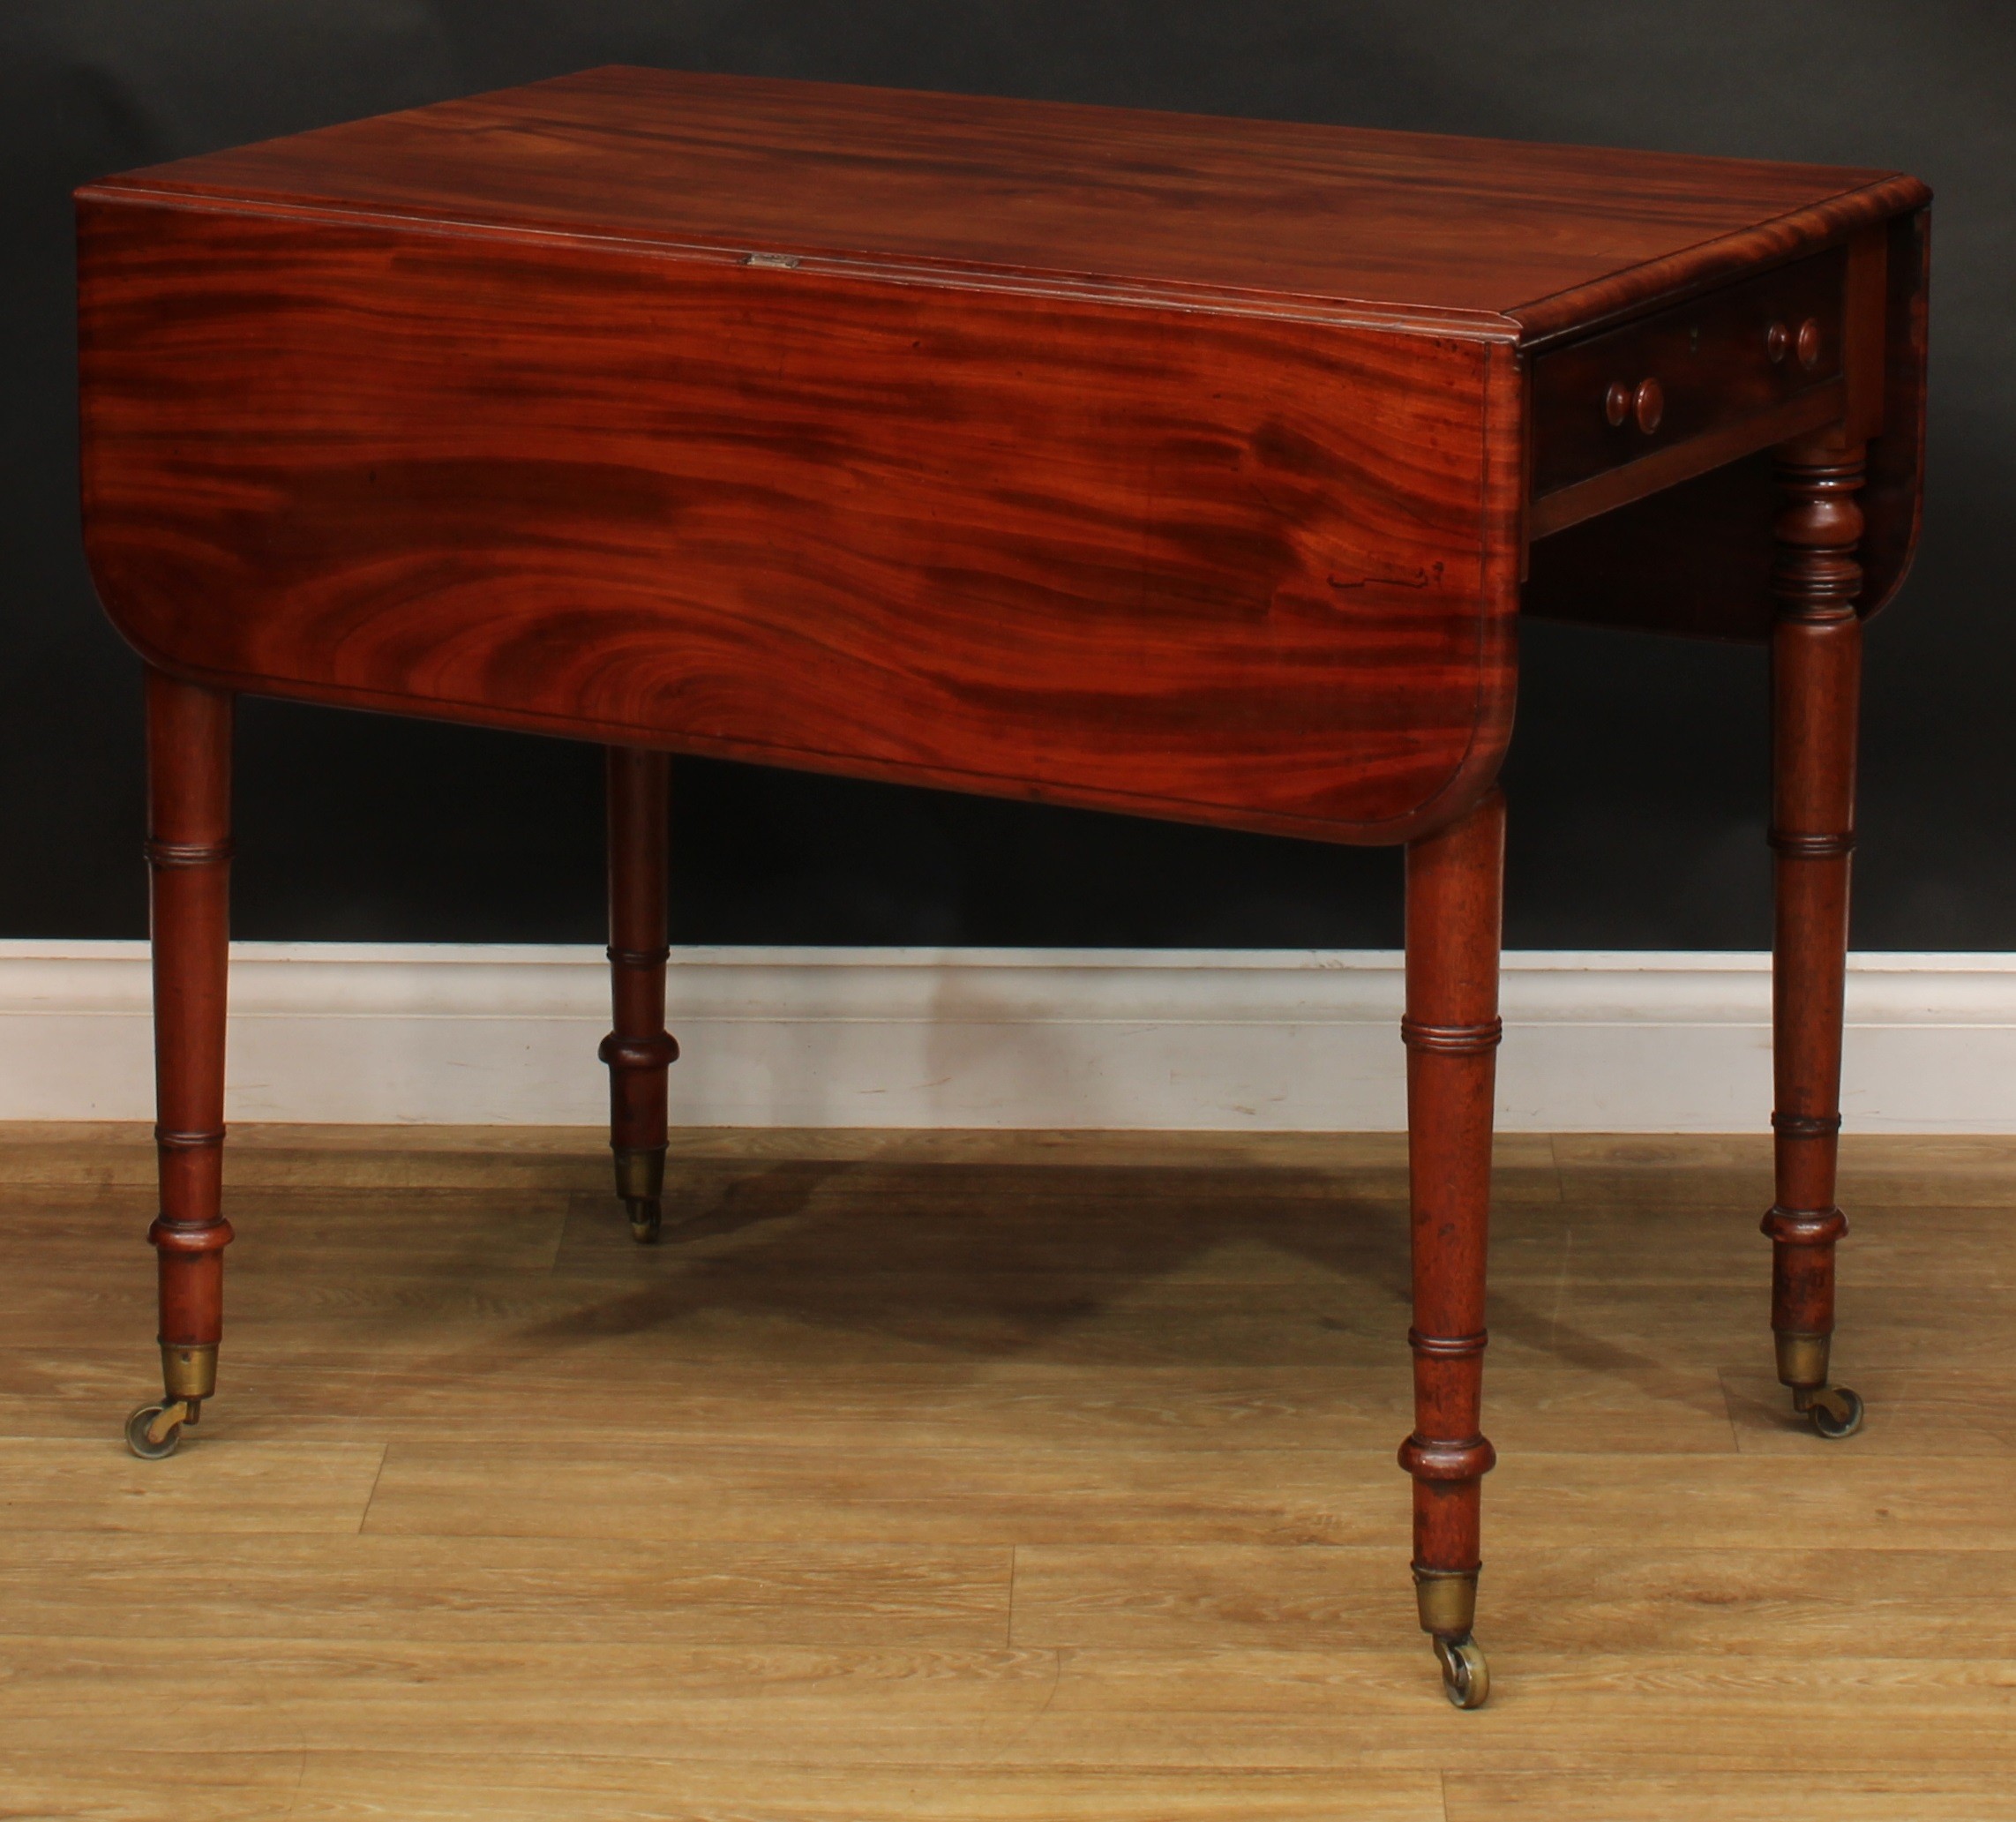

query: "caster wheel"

left=124, top=1401, right=185, bottom=1460
left=1807, top=1385, right=1864, bottom=1440
left=626, top=1196, right=662, bottom=1245
left=1434, top=1635, right=1489, bottom=1710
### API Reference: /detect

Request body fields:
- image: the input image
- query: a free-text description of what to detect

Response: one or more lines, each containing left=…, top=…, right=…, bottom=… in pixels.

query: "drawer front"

left=1531, top=246, right=1847, bottom=499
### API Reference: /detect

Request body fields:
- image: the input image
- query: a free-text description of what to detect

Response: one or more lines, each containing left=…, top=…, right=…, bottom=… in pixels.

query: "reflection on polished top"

left=87, top=65, right=1919, bottom=333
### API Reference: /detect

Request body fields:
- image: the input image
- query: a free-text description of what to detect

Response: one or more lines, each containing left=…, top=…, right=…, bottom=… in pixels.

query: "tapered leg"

left=1398, top=786, right=1504, bottom=1709
left=1765, top=433, right=1866, bottom=1439
left=601, top=746, right=678, bottom=1243
left=125, top=669, right=236, bottom=1459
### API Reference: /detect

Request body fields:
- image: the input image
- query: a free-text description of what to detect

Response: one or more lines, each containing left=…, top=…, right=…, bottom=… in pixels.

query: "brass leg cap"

left=613, top=1146, right=666, bottom=1203
left=1413, top=1567, right=1479, bottom=1638
left=626, top=1196, right=663, bottom=1244
left=1774, top=1331, right=1831, bottom=1391
left=160, top=1342, right=218, bottom=1402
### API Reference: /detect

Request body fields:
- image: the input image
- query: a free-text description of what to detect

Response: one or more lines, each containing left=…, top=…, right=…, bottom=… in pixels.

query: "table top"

left=90, top=65, right=1923, bottom=341
left=77, top=70, right=1930, bottom=848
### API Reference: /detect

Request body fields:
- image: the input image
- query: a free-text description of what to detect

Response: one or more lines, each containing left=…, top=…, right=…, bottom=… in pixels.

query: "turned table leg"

left=1398, top=786, right=1504, bottom=1709
left=1765, top=433, right=1867, bottom=1440
left=125, top=669, right=236, bottom=1459
left=601, top=746, right=678, bottom=1243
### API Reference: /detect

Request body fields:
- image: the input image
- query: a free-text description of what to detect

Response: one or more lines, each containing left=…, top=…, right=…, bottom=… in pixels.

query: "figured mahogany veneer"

left=78, top=65, right=1928, bottom=842
left=77, top=67, right=1931, bottom=1705
left=79, top=199, right=1519, bottom=844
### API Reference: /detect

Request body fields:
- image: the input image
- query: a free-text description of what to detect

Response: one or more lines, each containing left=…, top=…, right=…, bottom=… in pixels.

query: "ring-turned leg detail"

left=1766, top=435, right=1866, bottom=1438
left=602, top=747, right=678, bottom=1243
left=130, top=670, right=236, bottom=1458
left=1399, top=786, right=1504, bottom=1706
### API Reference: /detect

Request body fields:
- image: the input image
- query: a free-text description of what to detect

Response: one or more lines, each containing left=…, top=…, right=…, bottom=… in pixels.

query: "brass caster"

left=1433, top=1635, right=1489, bottom=1710
left=1796, top=1383, right=1865, bottom=1440
left=626, top=1196, right=662, bottom=1245
left=124, top=1399, right=191, bottom=1460
left=614, top=1147, right=665, bottom=1243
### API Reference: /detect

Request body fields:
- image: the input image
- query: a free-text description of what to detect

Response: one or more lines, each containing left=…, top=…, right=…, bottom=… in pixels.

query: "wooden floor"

left=1, top=1123, right=2012, bottom=1820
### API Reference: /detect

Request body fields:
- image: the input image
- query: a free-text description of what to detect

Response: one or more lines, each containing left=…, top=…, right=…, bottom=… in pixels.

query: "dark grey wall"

left=7, top=3, right=2012, bottom=948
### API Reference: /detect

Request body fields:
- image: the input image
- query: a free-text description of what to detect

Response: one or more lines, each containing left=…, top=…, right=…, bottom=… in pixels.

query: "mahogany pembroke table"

left=75, top=68, right=1930, bottom=1708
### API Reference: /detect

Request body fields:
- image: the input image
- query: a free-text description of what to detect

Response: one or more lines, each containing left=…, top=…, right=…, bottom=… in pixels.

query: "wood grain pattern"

left=0, top=1755, right=1450, bottom=1822
left=13, top=1639, right=2015, bottom=1771
left=1859, top=206, right=1933, bottom=619
left=1011, top=1541, right=2016, bottom=1653
left=142, top=670, right=234, bottom=1415
left=1446, top=1774, right=2016, bottom=1822
left=0, top=1437, right=384, bottom=1533
left=1763, top=435, right=1866, bottom=1406
left=1523, top=207, right=1927, bottom=642
left=601, top=746, right=674, bottom=1238
left=75, top=66, right=1931, bottom=829
left=1531, top=247, right=1844, bottom=499
left=1399, top=790, right=1503, bottom=1617
left=2, top=1128, right=2011, bottom=1811
left=9, top=1645, right=2016, bottom=1776
left=78, top=197, right=1518, bottom=844
left=0, top=1533, right=1012, bottom=1645
left=64, top=65, right=1942, bottom=1735
left=0, top=1120, right=1568, bottom=1191
left=81, top=66, right=1920, bottom=327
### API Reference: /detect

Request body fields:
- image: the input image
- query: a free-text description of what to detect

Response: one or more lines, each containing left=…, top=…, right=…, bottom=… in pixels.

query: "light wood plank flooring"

left=1, top=1124, right=2012, bottom=1819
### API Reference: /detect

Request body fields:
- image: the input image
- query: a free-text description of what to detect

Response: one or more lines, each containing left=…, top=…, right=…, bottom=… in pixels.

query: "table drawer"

left=1531, top=245, right=1847, bottom=501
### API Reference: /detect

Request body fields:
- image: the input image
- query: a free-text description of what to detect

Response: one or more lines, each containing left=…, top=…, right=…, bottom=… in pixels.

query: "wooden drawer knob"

left=1605, top=378, right=1664, bottom=434
left=1765, top=319, right=1823, bottom=370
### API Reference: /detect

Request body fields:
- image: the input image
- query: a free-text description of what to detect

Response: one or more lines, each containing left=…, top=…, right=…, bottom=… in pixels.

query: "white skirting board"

left=0, top=941, right=2011, bottom=1133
